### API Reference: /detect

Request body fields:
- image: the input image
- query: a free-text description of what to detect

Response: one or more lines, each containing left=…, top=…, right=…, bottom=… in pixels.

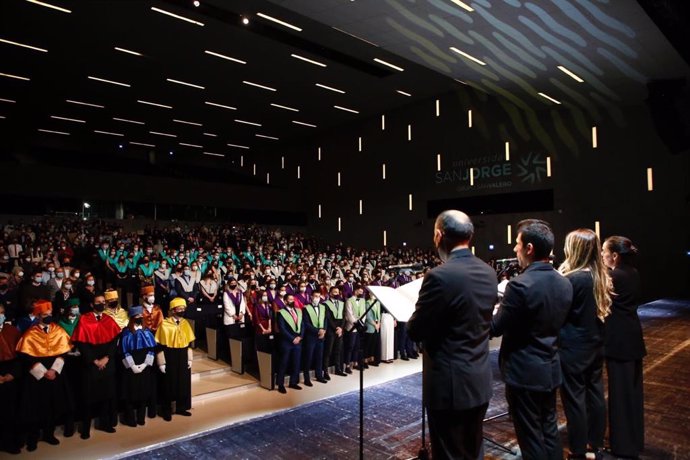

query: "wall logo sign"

left=435, top=152, right=547, bottom=192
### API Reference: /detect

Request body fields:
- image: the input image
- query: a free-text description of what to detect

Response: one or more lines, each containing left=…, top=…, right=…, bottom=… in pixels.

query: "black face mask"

left=108, top=301, right=118, bottom=309
left=174, top=310, right=185, bottom=318
left=229, top=284, right=238, bottom=289
left=134, top=318, right=144, bottom=326
left=42, top=315, right=54, bottom=325
left=94, top=303, right=106, bottom=312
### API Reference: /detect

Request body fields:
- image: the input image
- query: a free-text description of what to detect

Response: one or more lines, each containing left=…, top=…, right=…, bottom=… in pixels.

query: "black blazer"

left=604, top=264, right=646, bottom=360
left=408, top=248, right=497, bottom=411
left=491, top=261, right=573, bottom=392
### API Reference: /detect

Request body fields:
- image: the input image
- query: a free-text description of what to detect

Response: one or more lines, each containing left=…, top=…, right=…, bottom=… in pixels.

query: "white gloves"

left=159, top=364, right=166, bottom=374
left=131, top=364, right=143, bottom=374
left=187, top=360, right=192, bottom=370
left=144, top=353, right=154, bottom=367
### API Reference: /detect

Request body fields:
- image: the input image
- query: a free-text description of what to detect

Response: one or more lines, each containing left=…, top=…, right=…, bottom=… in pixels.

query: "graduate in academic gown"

left=119, top=306, right=157, bottom=426
left=0, top=304, right=22, bottom=454
left=302, top=291, right=327, bottom=385
left=140, top=285, right=164, bottom=333
left=103, top=288, right=129, bottom=329
left=56, top=297, right=82, bottom=437
left=70, top=293, right=122, bottom=439
left=15, top=300, right=73, bottom=452
left=155, top=297, right=196, bottom=421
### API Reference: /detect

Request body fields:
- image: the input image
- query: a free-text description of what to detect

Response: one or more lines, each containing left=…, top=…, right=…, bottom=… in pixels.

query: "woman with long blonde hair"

left=558, top=229, right=612, bottom=459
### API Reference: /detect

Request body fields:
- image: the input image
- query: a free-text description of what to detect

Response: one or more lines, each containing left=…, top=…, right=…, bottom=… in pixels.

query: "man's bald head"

left=435, top=210, right=474, bottom=246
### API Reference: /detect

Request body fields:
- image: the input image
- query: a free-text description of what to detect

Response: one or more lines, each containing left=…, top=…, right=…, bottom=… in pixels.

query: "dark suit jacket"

left=407, top=248, right=497, bottom=411
left=604, top=264, right=646, bottom=360
left=491, top=261, right=573, bottom=392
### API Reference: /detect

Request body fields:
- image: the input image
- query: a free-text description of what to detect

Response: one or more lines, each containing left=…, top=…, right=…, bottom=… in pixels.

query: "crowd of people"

left=0, top=216, right=646, bottom=459
left=0, top=218, right=436, bottom=454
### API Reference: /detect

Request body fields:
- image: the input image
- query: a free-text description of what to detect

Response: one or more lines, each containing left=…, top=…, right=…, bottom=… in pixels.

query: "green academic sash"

left=305, top=304, right=326, bottom=329
left=278, top=308, right=302, bottom=333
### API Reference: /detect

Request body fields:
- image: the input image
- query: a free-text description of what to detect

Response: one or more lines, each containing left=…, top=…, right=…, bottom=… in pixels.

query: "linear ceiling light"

left=557, top=65, right=584, bottom=83
left=94, top=129, right=124, bottom=137
left=316, top=83, right=345, bottom=94
left=138, top=100, right=172, bottom=109
left=150, top=7, right=204, bottom=26
left=173, top=119, right=202, bottom=126
left=397, top=90, right=412, bottom=97
left=203, top=151, right=225, bottom=157
left=0, top=98, right=16, bottom=103
left=203, top=132, right=217, bottom=137
left=332, top=27, right=379, bottom=47
left=291, top=54, right=326, bottom=67
left=537, top=92, right=561, bottom=104
left=0, top=72, right=30, bottom=81
left=67, top=99, right=103, bottom=108
left=270, top=103, right=299, bottom=112
left=449, top=47, right=486, bottom=65
left=373, top=58, right=404, bottom=72
left=167, top=78, right=205, bottom=89
left=38, top=128, right=69, bottom=135
left=227, top=143, right=250, bottom=149
left=179, top=142, right=203, bottom=148
left=0, top=38, right=47, bottom=52
left=130, top=141, right=155, bottom=147
left=26, top=0, right=71, bottom=13
left=449, top=0, right=474, bottom=12
left=292, top=120, right=317, bottom=128
left=113, top=117, right=145, bottom=125
left=50, top=115, right=85, bottom=123
left=256, top=12, right=302, bottom=32
left=149, top=130, right=177, bottom=137
left=88, top=76, right=130, bottom=87
left=205, top=101, right=236, bottom=110
left=204, top=50, right=246, bottom=64
left=255, top=134, right=279, bottom=140
left=242, top=80, right=276, bottom=91
left=114, top=46, right=142, bottom=57
left=334, top=105, right=359, bottom=114
left=235, top=119, right=262, bottom=127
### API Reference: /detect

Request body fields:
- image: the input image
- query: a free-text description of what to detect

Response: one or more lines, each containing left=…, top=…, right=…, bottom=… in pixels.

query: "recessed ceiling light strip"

left=227, top=143, right=250, bottom=149
left=242, top=80, right=277, bottom=92
left=130, top=141, right=155, bottom=147
left=292, top=120, right=317, bottom=128
left=94, top=129, right=124, bottom=137
left=290, top=54, right=326, bottom=67
left=449, top=0, right=474, bottom=12
left=203, top=151, right=225, bottom=157
left=332, top=27, right=379, bottom=47
left=149, top=130, right=177, bottom=137
left=203, top=132, right=217, bottom=137
left=114, top=47, right=142, bottom=57
left=88, top=76, right=131, bottom=87
left=315, top=83, right=345, bottom=94
left=67, top=99, right=104, bottom=108
left=556, top=65, right=584, bottom=83
left=334, top=105, right=359, bottom=114
left=26, top=0, right=71, bottom=13
left=205, top=101, right=236, bottom=110
left=373, top=58, right=404, bottom=72
left=397, top=90, right=412, bottom=97
left=270, top=103, right=299, bottom=112
left=138, top=100, right=172, bottom=109
left=150, top=7, right=204, bottom=26
left=256, top=12, right=302, bottom=32
left=537, top=92, right=561, bottom=104
left=167, top=78, right=205, bottom=89
left=113, top=117, right=145, bottom=125
left=0, top=38, right=48, bottom=52
left=179, top=142, right=203, bottom=148
left=255, top=134, right=279, bottom=140
left=38, top=128, right=70, bottom=135
left=50, top=115, right=86, bottom=123
left=0, top=72, right=30, bottom=81
left=235, top=119, right=262, bottom=127
left=0, top=98, right=16, bottom=103
left=173, top=119, right=203, bottom=126
left=204, top=50, right=246, bottom=64
left=449, top=47, right=486, bottom=65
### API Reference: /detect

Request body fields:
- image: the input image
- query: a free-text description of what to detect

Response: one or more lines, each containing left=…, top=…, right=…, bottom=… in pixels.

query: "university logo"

left=516, top=153, right=547, bottom=184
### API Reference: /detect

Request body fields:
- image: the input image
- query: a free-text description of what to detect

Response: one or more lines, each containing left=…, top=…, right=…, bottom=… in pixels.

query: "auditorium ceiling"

left=0, top=0, right=688, bottom=172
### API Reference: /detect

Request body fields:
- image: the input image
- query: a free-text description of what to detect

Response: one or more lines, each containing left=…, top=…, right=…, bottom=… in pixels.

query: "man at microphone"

left=408, top=210, right=497, bottom=460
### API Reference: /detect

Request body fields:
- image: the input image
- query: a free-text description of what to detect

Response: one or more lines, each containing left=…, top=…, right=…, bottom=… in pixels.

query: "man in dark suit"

left=408, top=210, right=498, bottom=460
left=491, top=219, right=573, bottom=460
left=276, top=294, right=304, bottom=394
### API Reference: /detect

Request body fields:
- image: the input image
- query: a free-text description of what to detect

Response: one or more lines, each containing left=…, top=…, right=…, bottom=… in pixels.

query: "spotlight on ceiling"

left=193, top=1, right=200, bottom=6
left=242, top=17, right=249, bottom=25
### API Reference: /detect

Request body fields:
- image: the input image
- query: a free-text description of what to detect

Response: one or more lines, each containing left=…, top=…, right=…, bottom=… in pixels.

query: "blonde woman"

left=558, top=229, right=612, bottom=459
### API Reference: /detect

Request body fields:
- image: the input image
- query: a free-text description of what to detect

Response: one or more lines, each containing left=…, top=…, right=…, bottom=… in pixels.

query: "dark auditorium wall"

left=274, top=86, right=689, bottom=300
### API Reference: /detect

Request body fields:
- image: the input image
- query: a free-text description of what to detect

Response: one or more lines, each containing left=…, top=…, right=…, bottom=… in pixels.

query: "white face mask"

left=261, top=296, right=268, bottom=302
left=64, top=284, right=73, bottom=290
left=146, top=295, right=155, bottom=304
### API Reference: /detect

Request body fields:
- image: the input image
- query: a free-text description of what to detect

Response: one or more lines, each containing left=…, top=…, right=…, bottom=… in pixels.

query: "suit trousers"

left=427, top=403, right=488, bottom=460
left=323, top=332, right=343, bottom=372
left=277, top=341, right=301, bottom=387
left=560, top=352, right=606, bottom=454
left=606, top=358, right=644, bottom=457
left=506, top=386, right=562, bottom=460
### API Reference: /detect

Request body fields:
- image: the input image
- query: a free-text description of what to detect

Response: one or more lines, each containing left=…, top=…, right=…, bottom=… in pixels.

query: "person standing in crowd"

left=140, top=285, right=164, bottom=333
left=17, top=270, right=50, bottom=321
left=78, top=273, right=98, bottom=313
left=16, top=300, right=73, bottom=452
left=0, top=303, right=22, bottom=454
left=323, top=285, right=346, bottom=379
left=119, top=306, right=157, bottom=427
left=56, top=297, right=81, bottom=438
left=103, top=288, right=129, bottom=329
left=253, top=288, right=274, bottom=353
left=602, top=236, right=646, bottom=459
left=343, top=285, right=367, bottom=373
left=491, top=219, right=573, bottom=460
left=558, top=229, right=612, bottom=459
left=175, top=265, right=198, bottom=310
left=155, top=297, right=195, bottom=421
left=302, top=289, right=327, bottom=386
left=276, top=293, right=303, bottom=393
left=70, top=293, right=122, bottom=439
left=407, top=210, right=498, bottom=460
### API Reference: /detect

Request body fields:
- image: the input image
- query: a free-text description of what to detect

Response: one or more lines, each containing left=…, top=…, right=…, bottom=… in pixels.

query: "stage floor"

left=15, top=299, right=690, bottom=459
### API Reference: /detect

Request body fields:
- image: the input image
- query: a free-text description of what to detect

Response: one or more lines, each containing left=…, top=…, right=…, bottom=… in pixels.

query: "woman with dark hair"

left=602, top=236, right=645, bottom=459
left=558, top=229, right=612, bottom=459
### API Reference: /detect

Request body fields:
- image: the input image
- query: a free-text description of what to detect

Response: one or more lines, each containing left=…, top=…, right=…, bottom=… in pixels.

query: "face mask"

left=34, top=276, right=43, bottom=284
left=48, top=267, right=55, bottom=272
left=64, top=283, right=73, bottom=290
left=73, top=272, right=80, bottom=278
left=279, top=291, right=286, bottom=297
left=348, top=278, right=354, bottom=282
left=134, top=317, right=144, bottom=326
left=87, top=279, right=95, bottom=286
left=146, top=295, right=155, bottom=304
left=0, top=314, right=5, bottom=326
left=160, top=264, right=167, bottom=269
left=108, top=301, right=118, bottom=309
left=261, top=296, right=268, bottom=302
left=18, top=271, right=24, bottom=277
left=70, top=307, right=80, bottom=316
left=287, top=302, right=295, bottom=308
left=269, top=284, right=276, bottom=289
left=57, top=272, right=65, bottom=279
left=229, top=284, right=238, bottom=290
left=184, top=270, right=191, bottom=276
left=42, top=315, right=53, bottom=325
left=299, top=287, right=306, bottom=292
left=174, top=309, right=185, bottom=317
left=94, top=303, right=106, bottom=312
left=312, top=299, right=320, bottom=305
